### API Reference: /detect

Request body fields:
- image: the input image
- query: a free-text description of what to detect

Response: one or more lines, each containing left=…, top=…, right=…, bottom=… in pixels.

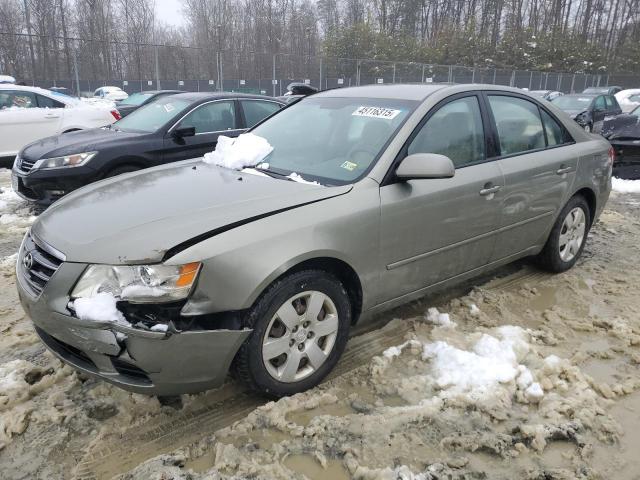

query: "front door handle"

left=556, top=166, right=572, bottom=175
left=479, top=185, right=501, bottom=196
left=44, top=113, right=60, bottom=118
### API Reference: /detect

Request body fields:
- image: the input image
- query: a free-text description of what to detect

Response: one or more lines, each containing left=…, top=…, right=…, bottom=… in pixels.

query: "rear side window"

left=540, top=110, right=567, bottom=146
left=408, top=96, right=485, bottom=167
left=488, top=95, right=545, bottom=156
left=177, top=100, right=236, bottom=134
left=241, top=100, right=282, bottom=128
left=36, top=94, right=64, bottom=108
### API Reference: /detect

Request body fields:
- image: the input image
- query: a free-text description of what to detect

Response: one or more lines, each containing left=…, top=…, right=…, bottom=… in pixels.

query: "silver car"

left=16, top=84, right=612, bottom=396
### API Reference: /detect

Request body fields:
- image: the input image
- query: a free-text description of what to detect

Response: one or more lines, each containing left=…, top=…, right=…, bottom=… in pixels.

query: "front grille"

left=16, top=156, right=37, bottom=173
left=19, top=233, right=64, bottom=297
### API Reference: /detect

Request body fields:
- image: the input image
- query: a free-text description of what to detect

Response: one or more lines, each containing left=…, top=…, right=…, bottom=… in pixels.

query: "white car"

left=614, top=89, right=640, bottom=113
left=93, top=86, right=129, bottom=101
left=0, top=85, right=120, bottom=166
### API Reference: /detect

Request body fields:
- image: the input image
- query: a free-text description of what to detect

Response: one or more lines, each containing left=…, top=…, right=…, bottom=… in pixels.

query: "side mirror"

left=172, top=126, right=196, bottom=139
left=396, top=153, right=455, bottom=180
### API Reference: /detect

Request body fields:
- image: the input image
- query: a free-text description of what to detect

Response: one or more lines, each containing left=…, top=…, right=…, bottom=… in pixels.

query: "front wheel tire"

left=233, top=270, right=351, bottom=397
left=537, top=195, right=590, bottom=273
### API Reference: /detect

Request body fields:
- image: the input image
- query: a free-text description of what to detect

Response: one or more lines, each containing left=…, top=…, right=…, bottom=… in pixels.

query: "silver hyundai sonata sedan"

left=16, top=84, right=612, bottom=396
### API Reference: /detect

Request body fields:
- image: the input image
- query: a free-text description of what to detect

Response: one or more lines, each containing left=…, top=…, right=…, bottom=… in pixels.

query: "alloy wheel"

left=262, top=291, right=339, bottom=383
left=558, top=207, right=586, bottom=262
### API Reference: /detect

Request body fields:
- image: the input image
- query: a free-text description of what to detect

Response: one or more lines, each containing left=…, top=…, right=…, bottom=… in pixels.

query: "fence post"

left=492, top=68, right=496, bottom=84
left=219, top=51, right=224, bottom=92
left=319, top=57, right=322, bottom=90
left=448, top=65, right=452, bottom=83
left=356, top=60, right=361, bottom=86
left=421, top=64, right=425, bottom=83
left=73, top=48, right=80, bottom=98
left=392, top=63, right=396, bottom=83
left=272, top=54, right=276, bottom=96
left=154, top=44, right=161, bottom=90
left=472, top=67, right=476, bottom=83
left=529, top=71, right=533, bottom=90
left=570, top=74, right=575, bottom=93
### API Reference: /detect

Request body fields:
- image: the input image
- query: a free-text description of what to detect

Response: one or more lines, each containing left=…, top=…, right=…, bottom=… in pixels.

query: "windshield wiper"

left=253, top=166, right=294, bottom=181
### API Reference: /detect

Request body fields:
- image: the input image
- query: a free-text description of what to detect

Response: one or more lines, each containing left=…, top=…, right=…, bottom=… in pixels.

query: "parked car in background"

left=94, top=86, right=129, bottom=101
left=0, top=84, right=120, bottom=168
left=49, top=86, right=73, bottom=96
left=0, top=75, right=16, bottom=84
left=601, top=105, right=640, bottom=179
left=583, top=86, right=622, bottom=95
left=12, top=92, right=285, bottom=204
left=552, top=93, right=622, bottom=132
left=614, top=89, right=640, bottom=113
left=529, top=90, right=564, bottom=101
left=115, top=90, right=182, bottom=117
left=17, top=84, right=612, bottom=396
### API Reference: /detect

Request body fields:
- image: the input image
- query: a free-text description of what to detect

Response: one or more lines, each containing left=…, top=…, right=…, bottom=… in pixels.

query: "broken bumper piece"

left=17, top=263, right=251, bottom=396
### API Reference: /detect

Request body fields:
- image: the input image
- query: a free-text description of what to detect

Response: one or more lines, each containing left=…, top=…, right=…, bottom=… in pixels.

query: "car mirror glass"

left=396, top=153, right=455, bottom=180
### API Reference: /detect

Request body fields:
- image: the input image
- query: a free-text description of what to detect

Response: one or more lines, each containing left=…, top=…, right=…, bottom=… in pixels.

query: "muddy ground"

left=1, top=168, right=639, bottom=480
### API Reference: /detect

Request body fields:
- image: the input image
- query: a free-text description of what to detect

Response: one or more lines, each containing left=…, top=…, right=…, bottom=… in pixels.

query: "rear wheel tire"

left=537, top=195, right=590, bottom=273
left=233, top=270, right=351, bottom=397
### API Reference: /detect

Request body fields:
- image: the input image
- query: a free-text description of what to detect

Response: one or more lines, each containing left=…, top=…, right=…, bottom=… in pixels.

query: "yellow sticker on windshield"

left=352, top=106, right=401, bottom=119
left=341, top=161, right=358, bottom=171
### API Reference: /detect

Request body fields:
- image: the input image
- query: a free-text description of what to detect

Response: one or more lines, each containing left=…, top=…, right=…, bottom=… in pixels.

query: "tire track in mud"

left=72, top=320, right=414, bottom=480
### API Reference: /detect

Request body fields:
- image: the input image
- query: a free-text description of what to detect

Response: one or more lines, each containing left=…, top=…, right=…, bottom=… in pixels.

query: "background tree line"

left=0, top=0, right=639, bottom=84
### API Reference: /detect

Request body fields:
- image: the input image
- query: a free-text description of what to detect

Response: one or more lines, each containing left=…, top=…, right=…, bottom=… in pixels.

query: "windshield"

left=120, top=92, right=153, bottom=106
left=632, top=106, right=640, bottom=116
left=115, top=96, right=190, bottom=133
left=552, top=96, right=593, bottom=110
left=251, top=97, right=417, bottom=185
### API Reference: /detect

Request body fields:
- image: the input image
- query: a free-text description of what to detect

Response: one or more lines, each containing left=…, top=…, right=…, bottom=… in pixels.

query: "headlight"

left=71, top=262, right=201, bottom=303
left=35, top=151, right=97, bottom=170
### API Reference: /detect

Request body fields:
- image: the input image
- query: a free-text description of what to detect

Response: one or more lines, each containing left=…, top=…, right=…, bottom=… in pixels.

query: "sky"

left=155, top=0, right=186, bottom=27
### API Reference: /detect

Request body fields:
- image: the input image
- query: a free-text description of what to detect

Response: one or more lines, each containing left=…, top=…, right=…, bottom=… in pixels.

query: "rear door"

left=379, top=94, right=504, bottom=302
left=485, top=93, right=578, bottom=260
left=163, top=99, right=244, bottom=162
left=592, top=95, right=607, bottom=129
left=0, top=90, right=62, bottom=156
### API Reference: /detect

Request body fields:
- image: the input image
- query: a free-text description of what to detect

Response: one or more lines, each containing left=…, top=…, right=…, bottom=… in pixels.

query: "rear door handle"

left=556, top=166, right=572, bottom=175
left=44, top=113, right=60, bottom=118
left=479, top=185, right=501, bottom=196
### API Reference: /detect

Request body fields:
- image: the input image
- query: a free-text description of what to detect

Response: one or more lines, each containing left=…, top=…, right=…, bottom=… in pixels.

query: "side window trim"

left=168, top=99, right=240, bottom=135
left=381, top=91, right=490, bottom=186
left=481, top=91, right=575, bottom=159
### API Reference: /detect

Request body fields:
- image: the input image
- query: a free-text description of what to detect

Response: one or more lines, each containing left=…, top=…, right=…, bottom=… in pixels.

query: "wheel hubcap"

left=262, top=291, right=339, bottom=383
left=558, top=207, right=586, bottom=262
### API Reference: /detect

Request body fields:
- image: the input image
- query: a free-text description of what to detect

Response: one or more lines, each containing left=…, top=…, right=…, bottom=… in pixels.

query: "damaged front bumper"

left=17, top=257, right=251, bottom=396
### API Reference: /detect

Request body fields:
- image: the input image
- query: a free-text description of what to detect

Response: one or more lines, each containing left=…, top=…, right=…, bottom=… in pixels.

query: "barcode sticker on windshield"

left=352, top=106, right=401, bottom=119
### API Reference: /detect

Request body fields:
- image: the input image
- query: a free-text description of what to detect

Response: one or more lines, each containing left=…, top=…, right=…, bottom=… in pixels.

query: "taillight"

left=110, top=109, right=121, bottom=121
left=608, top=146, right=615, bottom=166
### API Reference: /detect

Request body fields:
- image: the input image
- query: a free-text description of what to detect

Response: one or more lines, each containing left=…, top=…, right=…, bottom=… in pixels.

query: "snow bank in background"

left=287, top=172, right=320, bottom=185
left=72, top=292, right=129, bottom=325
left=0, top=187, right=23, bottom=214
left=612, top=177, right=640, bottom=193
left=203, top=133, right=273, bottom=170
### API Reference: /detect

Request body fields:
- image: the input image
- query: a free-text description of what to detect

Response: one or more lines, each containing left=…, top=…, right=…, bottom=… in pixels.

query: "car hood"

left=32, top=162, right=352, bottom=264
left=20, top=128, right=145, bottom=161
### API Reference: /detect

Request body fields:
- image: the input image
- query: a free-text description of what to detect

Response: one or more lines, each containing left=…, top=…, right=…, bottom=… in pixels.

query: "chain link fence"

left=3, top=34, right=638, bottom=96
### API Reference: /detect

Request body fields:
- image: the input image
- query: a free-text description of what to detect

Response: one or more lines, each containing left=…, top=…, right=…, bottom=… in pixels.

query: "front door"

left=485, top=93, right=578, bottom=260
left=379, top=94, right=504, bottom=303
left=163, top=100, right=243, bottom=162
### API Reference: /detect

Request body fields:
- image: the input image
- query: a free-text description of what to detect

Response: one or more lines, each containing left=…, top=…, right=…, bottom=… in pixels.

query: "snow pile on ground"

left=203, top=133, right=273, bottom=170
left=71, top=292, right=129, bottom=325
left=424, top=307, right=456, bottom=328
left=0, top=186, right=24, bottom=215
left=612, top=177, right=640, bottom=193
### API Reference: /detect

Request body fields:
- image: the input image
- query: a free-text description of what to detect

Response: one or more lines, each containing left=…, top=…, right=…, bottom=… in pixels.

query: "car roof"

left=169, top=91, right=286, bottom=103
left=315, top=83, right=550, bottom=101
left=138, top=90, right=183, bottom=95
left=563, top=93, right=597, bottom=97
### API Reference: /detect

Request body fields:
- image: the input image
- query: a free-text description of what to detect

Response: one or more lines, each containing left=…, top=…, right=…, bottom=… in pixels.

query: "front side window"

left=241, top=100, right=281, bottom=128
left=177, top=101, right=236, bottom=133
left=250, top=96, right=416, bottom=184
left=488, top=95, right=545, bottom=156
left=0, top=90, right=37, bottom=109
left=408, top=96, right=485, bottom=167
left=115, top=96, right=191, bottom=133
left=594, top=96, right=606, bottom=111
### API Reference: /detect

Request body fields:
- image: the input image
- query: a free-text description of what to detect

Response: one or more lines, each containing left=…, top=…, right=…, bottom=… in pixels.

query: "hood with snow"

left=31, top=160, right=351, bottom=264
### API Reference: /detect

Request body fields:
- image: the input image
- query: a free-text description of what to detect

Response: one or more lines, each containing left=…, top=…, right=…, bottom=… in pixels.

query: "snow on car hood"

left=31, top=161, right=352, bottom=264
